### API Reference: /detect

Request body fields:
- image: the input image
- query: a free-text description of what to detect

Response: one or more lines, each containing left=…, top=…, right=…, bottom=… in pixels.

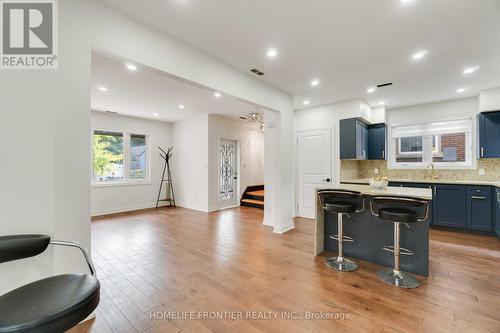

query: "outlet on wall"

left=478, top=168, right=486, bottom=176
left=374, top=168, right=379, bottom=175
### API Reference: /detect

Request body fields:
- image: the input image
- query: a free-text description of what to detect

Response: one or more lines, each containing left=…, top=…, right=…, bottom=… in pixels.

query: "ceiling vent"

left=250, top=68, right=265, bottom=76
left=377, top=82, right=393, bottom=88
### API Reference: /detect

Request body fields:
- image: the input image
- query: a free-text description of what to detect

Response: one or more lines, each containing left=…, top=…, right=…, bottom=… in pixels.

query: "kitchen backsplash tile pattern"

left=341, top=159, right=500, bottom=181
left=340, top=160, right=360, bottom=180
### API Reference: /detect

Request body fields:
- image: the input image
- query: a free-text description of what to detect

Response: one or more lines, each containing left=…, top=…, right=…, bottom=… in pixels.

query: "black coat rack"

left=156, top=146, right=176, bottom=208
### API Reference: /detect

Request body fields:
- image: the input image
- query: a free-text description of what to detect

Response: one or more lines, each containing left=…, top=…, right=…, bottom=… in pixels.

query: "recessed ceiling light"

left=125, top=63, right=137, bottom=71
left=401, top=0, right=415, bottom=4
left=153, top=113, right=159, bottom=117
left=303, top=100, right=310, bottom=105
left=98, top=86, right=108, bottom=92
left=463, top=65, right=480, bottom=75
left=214, top=92, right=222, bottom=98
left=367, top=87, right=376, bottom=94
left=310, top=79, right=320, bottom=87
left=266, top=48, right=278, bottom=58
left=412, top=50, right=428, bottom=60
left=178, top=104, right=185, bottom=109
left=378, top=101, right=386, bottom=106
left=456, top=88, right=467, bottom=94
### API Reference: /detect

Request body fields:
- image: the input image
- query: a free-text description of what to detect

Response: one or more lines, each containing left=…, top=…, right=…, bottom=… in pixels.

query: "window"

left=92, top=130, right=148, bottom=184
left=130, top=134, right=147, bottom=180
left=397, top=136, right=423, bottom=163
left=432, top=133, right=466, bottom=163
left=390, top=118, right=473, bottom=168
left=93, top=131, right=124, bottom=182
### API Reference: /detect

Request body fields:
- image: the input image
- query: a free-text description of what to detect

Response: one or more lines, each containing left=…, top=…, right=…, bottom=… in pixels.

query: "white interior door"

left=218, top=139, right=238, bottom=209
left=297, top=129, right=332, bottom=218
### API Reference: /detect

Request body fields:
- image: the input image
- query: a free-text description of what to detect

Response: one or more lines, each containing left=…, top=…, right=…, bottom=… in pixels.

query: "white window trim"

left=388, top=119, right=475, bottom=170
left=91, top=129, right=151, bottom=186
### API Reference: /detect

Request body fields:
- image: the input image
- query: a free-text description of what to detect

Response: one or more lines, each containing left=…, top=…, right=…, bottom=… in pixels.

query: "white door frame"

left=295, top=127, right=335, bottom=218
left=216, top=137, right=241, bottom=210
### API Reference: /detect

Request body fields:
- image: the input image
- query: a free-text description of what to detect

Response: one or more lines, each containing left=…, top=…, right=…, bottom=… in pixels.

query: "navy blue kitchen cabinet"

left=466, top=187, right=493, bottom=232
left=368, top=123, right=387, bottom=160
left=383, top=181, right=499, bottom=235
left=340, top=118, right=369, bottom=160
left=477, top=111, right=500, bottom=158
left=432, top=185, right=467, bottom=229
left=496, top=187, right=500, bottom=238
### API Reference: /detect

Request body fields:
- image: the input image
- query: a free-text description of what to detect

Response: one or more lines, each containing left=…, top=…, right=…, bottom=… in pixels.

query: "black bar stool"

left=370, top=196, right=429, bottom=288
left=318, top=190, right=364, bottom=272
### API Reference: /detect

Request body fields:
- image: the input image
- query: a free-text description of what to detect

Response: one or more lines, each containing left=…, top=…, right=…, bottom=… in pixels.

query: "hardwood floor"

left=70, top=206, right=500, bottom=333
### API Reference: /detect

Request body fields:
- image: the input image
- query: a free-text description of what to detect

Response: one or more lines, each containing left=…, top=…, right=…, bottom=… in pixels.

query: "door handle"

left=382, top=150, right=385, bottom=159
left=322, top=178, right=331, bottom=183
left=471, top=196, right=487, bottom=200
left=433, top=186, right=436, bottom=196
left=480, top=147, right=484, bottom=158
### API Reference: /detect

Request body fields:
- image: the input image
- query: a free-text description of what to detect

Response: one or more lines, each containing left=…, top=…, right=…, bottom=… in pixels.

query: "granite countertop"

left=341, top=178, right=500, bottom=188
left=332, top=183, right=433, bottom=200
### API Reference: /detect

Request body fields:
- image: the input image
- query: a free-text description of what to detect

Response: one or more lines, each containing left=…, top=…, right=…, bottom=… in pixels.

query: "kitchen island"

left=315, top=184, right=433, bottom=276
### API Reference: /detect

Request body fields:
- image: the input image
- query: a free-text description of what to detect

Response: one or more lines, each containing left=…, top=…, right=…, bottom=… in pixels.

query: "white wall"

left=208, top=115, right=265, bottom=211
left=90, top=111, right=172, bottom=216
left=387, top=97, right=478, bottom=125
left=294, top=99, right=381, bottom=184
left=479, top=87, right=500, bottom=112
left=171, top=115, right=210, bottom=212
left=0, top=0, right=91, bottom=294
left=293, top=99, right=385, bottom=216
left=0, top=0, right=294, bottom=294
left=85, top=0, right=294, bottom=233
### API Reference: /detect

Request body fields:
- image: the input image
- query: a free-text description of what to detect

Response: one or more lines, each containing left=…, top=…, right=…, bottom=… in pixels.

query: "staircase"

left=241, top=185, right=264, bottom=209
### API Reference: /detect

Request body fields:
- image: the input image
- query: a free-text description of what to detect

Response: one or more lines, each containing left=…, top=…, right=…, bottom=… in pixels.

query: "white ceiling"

left=100, top=0, right=500, bottom=110
left=91, top=52, right=260, bottom=122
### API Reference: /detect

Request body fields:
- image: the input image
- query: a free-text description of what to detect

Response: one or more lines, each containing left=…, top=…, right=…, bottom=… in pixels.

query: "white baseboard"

left=92, top=201, right=236, bottom=217
left=262, top=216, right=274, bottom=227
left=91, top=202, right=170, bottom=217
left=175, top=202, right=210, bottom=213
left=273, top=223, right=295, bottom=234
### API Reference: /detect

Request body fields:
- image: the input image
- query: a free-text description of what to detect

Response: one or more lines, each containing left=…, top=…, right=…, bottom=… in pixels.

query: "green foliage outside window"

left=93, top=133, right=123, bottom=179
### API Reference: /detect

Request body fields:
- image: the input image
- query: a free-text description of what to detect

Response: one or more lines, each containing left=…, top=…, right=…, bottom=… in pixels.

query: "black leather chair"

left=370, top=196, right=429, bottom=289
left=318, top=189, right=364, bottom=272
left=0, top=235, right=100, bottom=333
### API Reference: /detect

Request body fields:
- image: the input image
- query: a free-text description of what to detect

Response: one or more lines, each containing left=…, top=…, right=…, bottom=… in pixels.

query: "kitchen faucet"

left=428, top=163, right=438, bottom=180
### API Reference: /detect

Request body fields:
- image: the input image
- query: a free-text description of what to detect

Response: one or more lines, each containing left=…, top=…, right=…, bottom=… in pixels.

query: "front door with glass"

left=218, top=139, right=238, bottom=208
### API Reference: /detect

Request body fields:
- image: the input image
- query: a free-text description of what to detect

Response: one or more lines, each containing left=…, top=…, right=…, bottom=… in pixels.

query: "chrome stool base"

left=325, top=256, right=358, bottom=272
left=378, top=268, right=419, bottom=289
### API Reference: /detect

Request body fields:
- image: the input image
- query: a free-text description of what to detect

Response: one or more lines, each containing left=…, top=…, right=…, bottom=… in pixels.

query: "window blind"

left=391, top=118, right=472, bottom=138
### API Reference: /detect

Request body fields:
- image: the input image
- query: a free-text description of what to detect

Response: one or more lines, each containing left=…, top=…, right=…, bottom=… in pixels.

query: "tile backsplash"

left=339, top=160, right=360, bottom=180
left=341, top=159, right=500, bottom=181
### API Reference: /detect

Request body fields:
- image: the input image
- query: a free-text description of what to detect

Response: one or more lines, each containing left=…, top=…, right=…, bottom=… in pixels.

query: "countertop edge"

left=341, top=178, right=500, bottom=188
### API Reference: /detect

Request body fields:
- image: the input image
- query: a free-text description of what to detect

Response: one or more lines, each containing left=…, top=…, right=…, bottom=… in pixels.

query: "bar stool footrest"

left=382, top=245, right=415, bottom=256
left=329, top=235, right=354, bottom=243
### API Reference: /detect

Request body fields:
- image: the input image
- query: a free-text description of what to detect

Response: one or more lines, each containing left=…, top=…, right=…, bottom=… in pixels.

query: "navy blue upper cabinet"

left=369, top=124, right=387, bottom=160
left=340, top=118, right=384, bottom=160
left=340, top=118, right=369, bottom=160
left=478, top=111, right=500, bottom=158
left=466, top=187, right=493, bottom=232
left=433, top=185, right=467, bottom=229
